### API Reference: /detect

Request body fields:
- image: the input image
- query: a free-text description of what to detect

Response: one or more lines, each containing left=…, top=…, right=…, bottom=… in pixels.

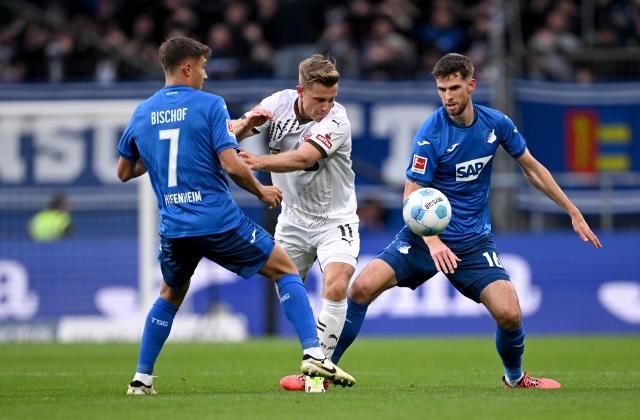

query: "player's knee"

left=347, top=281, right=374, bottom=305
left=260, top=245, right=299, bottom=281
left=323, top=280, right=348, bottom=301
left=494, top=307, right=522, bottom=329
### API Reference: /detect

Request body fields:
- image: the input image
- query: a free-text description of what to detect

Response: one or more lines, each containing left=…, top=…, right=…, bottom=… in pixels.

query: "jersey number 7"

left=159, top=128, right=180, bottom=187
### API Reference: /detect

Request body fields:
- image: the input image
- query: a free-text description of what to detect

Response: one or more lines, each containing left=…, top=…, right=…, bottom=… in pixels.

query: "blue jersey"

left=406, top=104, right=527, bottom=245
left=118, top=85, right=243, bottom=238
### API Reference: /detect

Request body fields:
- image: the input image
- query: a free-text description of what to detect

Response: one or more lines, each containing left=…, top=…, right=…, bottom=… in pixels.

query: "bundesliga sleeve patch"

left=226, top=119, right=236, bottom=137
left=411, top=154, right=427, bottom=174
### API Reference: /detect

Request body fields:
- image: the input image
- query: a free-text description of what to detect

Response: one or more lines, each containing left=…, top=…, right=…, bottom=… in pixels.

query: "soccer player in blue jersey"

left=116, top=37, right=355, bottom=395
left=330, top=53, right=602, bottom=389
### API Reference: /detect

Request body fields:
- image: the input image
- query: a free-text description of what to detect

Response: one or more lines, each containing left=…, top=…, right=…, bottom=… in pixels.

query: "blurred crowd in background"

left=0, top=0, right=639, bottom=84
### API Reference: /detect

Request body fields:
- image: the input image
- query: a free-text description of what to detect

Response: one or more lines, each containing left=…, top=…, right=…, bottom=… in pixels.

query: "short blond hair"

left=298, top=54, right=340, bottom=89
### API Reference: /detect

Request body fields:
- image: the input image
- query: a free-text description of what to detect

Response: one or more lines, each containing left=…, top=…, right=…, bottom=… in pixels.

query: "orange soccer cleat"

left=279, top=374, right=331, bottom=391
left=503, top=372, right=561, bottom=389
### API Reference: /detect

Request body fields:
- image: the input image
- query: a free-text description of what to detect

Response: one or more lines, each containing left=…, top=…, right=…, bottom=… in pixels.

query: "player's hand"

left=244, top=106, right=272, bottom=127
left=571, top=212, right=602, bottom=248
left=258, top=185, right=283, bottom=209
left=238, top=149, right=263, bottom=171
left=424, top=235, right=461, bottom=274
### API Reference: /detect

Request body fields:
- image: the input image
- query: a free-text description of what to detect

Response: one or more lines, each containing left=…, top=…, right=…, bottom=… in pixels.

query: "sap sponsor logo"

left=411, top=154, right=427, bottom=174
left=315, top=133, right=332, bottom=149
left=0, top=260, right=38, bottom=320
left=152, top=317, right=169, bottom=327
left=226, top=119, right=235, bottom=137
left=598, top=281, right=640, bottom=324
left=455, top=155, right=493, bottom=181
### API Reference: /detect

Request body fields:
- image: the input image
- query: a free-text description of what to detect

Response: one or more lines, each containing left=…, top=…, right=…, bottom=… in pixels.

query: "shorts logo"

left=279, top=293, right=290, bottom=303
left=411, top=154, right=427, bottom=174
left=315, top=133, right=332, bottom=149
left=396, top=241, right=411, bottom=254
left=250, top=229, right=256, bottom=244
left=226, top=119, right=235, bottom=137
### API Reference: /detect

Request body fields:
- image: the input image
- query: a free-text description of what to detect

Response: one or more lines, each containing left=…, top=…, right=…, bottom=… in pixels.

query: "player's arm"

left=219, top=148, right=282, bottom=208
left=516, top=149, right=602, bottom=248
left=116, top=157, right=147, bottom=182
left=231, top=107, right=273, bottom=141
left=239, top=141, right=323, bottom=173
left=404, top=179, right=460, bottom=273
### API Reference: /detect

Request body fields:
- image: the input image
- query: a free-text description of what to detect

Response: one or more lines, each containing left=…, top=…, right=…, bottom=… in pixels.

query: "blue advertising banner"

left=0, top=233, right=638, bottom=335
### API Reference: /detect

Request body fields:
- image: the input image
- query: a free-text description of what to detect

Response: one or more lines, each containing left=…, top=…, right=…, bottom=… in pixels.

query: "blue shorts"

left=378, top=228, right=510, bottom=303
left=158, top=215, right=275, bottom=290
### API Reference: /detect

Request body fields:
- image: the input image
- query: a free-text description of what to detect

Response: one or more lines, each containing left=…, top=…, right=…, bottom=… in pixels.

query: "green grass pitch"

left=1, top=337, right=638, bottom=419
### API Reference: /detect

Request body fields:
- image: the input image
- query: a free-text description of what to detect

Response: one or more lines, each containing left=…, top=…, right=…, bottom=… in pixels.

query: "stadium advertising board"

left=0, top=233, right=638, bottom=339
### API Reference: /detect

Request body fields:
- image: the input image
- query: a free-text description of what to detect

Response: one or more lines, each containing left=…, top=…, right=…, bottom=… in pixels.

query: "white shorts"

left=275, top=219, right=360, bottom=280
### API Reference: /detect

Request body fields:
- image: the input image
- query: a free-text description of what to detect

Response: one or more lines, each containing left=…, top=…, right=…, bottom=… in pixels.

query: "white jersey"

left=253, top=89, right=358, bottom=229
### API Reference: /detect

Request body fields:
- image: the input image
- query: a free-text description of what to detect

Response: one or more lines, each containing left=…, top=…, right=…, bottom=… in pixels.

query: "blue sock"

left=496, top=325, right=525, bottom=383
left=331, top=299, right=369, bottom=364
left=276, top=274, right=320, bottom=350
left=136, top=297, right=178, bottom=374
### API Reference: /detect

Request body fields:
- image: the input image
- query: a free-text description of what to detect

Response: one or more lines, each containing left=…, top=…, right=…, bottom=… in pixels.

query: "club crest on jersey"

left=484, top=128, right=497, bottom=144
left=411, top=154, right=427, bottom=174
left=455, top=155, right=493, bottom=181
left=226, top=119, right=235, bottom=137
left=315, top=133, right=332, bottom=149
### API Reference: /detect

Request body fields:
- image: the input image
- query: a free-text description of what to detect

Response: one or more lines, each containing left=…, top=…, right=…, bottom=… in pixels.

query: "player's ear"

left=296, top=85, right=303, bottom=96
left=468, top=78, right=477, bottom=93
left=182, top=61, right=191, bottom=78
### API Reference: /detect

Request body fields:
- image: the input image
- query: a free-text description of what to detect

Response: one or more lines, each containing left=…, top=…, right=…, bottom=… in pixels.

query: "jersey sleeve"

left=209, top=97, right=240, bottom=154
left=499, top=113, right=527, bottom=158
left=248, top=93, right=278, bottom=134
left=304, top=117, right=349, bottom=158
left=405, top=122, right=440, bottom=185
left=117, top=109, right=140, bottom=161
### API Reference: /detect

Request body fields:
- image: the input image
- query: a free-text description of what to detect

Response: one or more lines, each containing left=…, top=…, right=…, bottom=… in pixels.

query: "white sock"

left=304, top=347, right=326, bottom=360
left=317, top=298, right=347, bottom=358
left=504, top=372, right=524, bottom=387
left=133, top=372, right=154, bottom=386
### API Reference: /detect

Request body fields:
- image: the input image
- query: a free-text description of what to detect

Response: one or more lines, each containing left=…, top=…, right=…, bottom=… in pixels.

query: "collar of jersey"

left=163, top=84, right=192, bottom=90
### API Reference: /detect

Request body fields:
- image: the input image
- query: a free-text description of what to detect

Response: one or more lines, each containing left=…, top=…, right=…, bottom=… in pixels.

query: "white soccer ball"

left=402, top=188, right=451, bottom=236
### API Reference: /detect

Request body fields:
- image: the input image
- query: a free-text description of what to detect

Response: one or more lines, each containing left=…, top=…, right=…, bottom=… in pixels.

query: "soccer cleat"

left=300, top=354, right=355, bottom=387
left=127, top=380, right=158, bottom=395
left=279, top=374, right=330, bottom=391
left=502, top=372, right=561, bottom=389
